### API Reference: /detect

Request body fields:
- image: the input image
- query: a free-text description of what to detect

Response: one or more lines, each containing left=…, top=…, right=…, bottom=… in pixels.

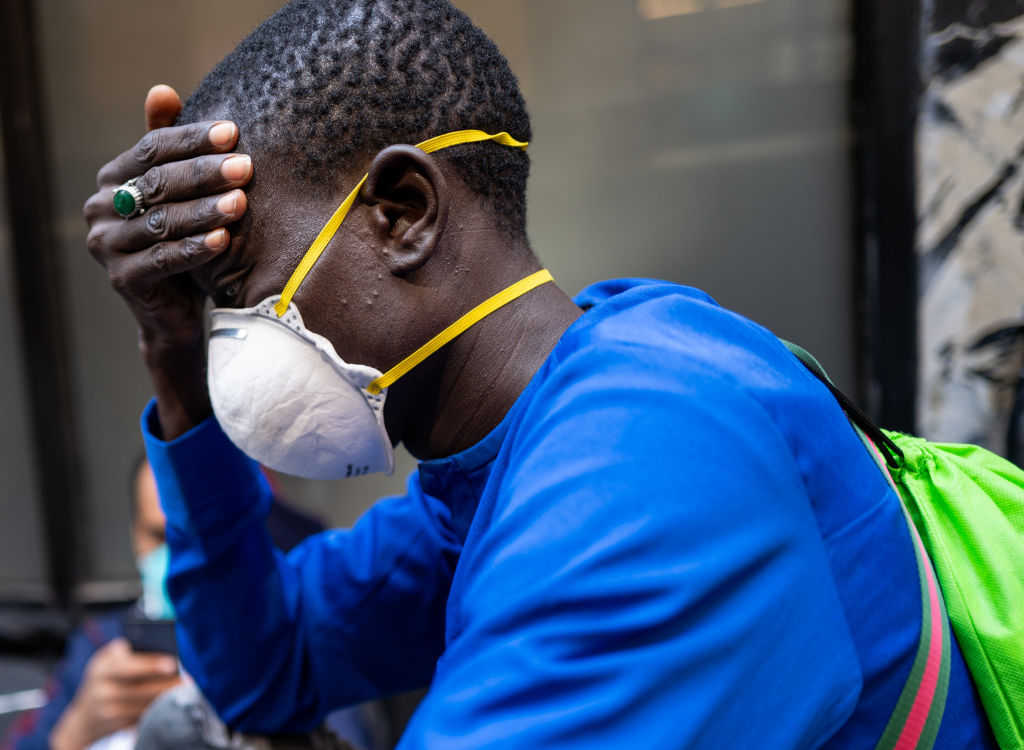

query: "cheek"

left=237, top=254, right=299, bottom=308
left=132, top=528, right=162, bottom=560
left=135, top=539, right=160, bottom=560
left=290, top=245, right=383, bottom=350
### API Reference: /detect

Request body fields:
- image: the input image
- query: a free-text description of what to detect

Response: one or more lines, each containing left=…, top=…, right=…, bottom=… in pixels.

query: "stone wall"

left=917, top=0, right=1024, bottom=463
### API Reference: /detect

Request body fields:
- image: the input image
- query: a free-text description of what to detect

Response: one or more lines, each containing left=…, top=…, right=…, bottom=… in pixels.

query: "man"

left=83, top=0, right=996, bottom=746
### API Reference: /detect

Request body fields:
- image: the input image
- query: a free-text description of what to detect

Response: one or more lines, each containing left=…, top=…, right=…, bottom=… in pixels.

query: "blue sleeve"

left=141, top=400, right=460, bottom=733
left=397, top=346, right=863, bottom=749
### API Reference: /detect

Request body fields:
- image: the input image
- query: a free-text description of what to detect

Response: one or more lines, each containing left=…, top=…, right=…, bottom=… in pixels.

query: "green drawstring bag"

left=884, top=433, right=1024, bottom=750
left=784, top=341, right=1024, bottom=749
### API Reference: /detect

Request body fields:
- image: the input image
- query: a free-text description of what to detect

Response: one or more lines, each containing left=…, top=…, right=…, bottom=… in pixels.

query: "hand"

left=83, top=85, right=252, bottom=437
left=49, top=638, right=181, bottom=750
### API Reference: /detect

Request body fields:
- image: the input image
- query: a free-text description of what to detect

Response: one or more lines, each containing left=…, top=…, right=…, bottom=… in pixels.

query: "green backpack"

left=785, top=341, right=1024, bottom=750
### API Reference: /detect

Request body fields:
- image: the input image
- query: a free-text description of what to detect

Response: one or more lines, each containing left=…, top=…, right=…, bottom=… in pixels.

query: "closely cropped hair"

left=180, top=0, right=532, bottom=234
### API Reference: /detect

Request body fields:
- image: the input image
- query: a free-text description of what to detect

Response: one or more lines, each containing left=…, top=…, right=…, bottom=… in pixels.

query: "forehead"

left=186, top=114, right=368, bottom=308
left=191, top=166, right=310, bottom=308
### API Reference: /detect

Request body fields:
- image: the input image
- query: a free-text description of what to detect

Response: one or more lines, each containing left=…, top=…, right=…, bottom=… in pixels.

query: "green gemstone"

left=113, top=189, right=137, bottom=216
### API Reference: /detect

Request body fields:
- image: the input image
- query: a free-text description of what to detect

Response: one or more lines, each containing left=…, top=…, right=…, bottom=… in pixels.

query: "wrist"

left=138, top=325, right=204, bottom=367
left=139, top=329, right=212, bottom=440
left=50, top=702, right=90, bottom=750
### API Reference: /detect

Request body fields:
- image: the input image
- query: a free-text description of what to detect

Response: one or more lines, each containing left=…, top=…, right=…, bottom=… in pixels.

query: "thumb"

left=102, top=637, right=133, bottom=661
left=145, top=85, right=182, bottom=131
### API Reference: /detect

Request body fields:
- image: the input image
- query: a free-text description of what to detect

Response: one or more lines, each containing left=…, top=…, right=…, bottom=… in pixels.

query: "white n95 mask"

left=208, top=270, right=554, bottom=480
left=208, top=296, right=394, bottom=480
left=206, top=130, right=550, bottom=481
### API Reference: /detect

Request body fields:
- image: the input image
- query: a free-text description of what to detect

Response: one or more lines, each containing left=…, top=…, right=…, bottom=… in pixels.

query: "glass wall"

left=466, top=0, right=855, bottom=381
left=10, top=0, right=854, bottom=592
left=0, top=112, right=48, bottom=599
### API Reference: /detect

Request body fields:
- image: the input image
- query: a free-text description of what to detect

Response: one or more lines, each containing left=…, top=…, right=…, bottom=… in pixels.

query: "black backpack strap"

left=781, top=340, right=904, bottom=470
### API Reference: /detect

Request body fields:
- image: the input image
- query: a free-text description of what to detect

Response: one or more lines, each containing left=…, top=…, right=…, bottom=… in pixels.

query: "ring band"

left=112, top=179, right=145, bottom=219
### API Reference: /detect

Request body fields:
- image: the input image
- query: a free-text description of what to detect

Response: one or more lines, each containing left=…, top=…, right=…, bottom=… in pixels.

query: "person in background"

left=2, top=458, right=380, bottom=750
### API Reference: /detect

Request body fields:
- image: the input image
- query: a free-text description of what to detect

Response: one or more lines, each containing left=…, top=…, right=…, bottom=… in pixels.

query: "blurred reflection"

left=490, top=0, right=855, bottom=388
left=638, top=0, right=765, bottom=20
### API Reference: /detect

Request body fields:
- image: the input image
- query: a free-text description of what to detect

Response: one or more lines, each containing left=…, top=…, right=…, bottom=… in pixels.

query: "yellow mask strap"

left=274, top=130, right=529, bottom=317
left=367, top=269, right=553, bottom=395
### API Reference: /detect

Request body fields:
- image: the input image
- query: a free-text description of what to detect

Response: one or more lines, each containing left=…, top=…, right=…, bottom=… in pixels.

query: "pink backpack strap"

left=863, top=436, right=951, bottom=750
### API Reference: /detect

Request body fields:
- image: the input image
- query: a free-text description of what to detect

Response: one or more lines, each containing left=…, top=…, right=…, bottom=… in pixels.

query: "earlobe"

left=362, top=144, right=449, bottom=276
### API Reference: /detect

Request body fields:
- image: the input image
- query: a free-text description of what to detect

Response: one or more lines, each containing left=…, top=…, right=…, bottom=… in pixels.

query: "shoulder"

left=525, top=278, right=814, bottom=438
left=533, top=278, right=893, bottom=542
left=446, top=283, right=863, bottom=748
left=488, top=280, right=842, bottom=564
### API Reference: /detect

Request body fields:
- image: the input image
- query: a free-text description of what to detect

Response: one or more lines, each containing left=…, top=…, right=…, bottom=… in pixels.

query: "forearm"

left=140, top=333, right=211, bottom=441
left=169, top=497, right=456, bottom=733
left=142, top=399, right=292, bottom=725
left=142, top=403, right=458, bottom=732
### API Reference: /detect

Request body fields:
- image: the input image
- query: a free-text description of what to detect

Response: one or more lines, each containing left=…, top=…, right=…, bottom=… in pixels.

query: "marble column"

left=917, top=0, right=1024, bottom=463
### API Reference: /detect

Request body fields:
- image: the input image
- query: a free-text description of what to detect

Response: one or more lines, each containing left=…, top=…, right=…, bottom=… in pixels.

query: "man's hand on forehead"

left=83, top=84, right=255, bottom=438
left=91, top=120, right=251, bottom=267
left=85, top=87, right=253, bottom=319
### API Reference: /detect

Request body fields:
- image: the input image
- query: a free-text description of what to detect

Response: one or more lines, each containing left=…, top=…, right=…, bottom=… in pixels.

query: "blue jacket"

left=144, top=279, right=995, bottom=748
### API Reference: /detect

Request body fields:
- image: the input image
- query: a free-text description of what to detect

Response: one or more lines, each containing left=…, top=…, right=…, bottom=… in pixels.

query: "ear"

left=361, top=144, right=450, bottom=276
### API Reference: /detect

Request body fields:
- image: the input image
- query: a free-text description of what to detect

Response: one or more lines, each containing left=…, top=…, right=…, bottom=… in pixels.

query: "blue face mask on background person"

left=136, top=542, right=176, bottom=621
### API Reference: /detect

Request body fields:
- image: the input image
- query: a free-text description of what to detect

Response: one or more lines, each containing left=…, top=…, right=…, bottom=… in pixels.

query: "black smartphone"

left=122, top=610, right=178, bottom=657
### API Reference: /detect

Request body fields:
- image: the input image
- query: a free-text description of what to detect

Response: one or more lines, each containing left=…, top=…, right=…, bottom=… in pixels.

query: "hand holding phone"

left=49, top=638, right=180, bottom=750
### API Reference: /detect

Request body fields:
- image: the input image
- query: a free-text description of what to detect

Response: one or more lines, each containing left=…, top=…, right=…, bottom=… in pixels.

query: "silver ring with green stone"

left=112, top=178, right=146, bottom=219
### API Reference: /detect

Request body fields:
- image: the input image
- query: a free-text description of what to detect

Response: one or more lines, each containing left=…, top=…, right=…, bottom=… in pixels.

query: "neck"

left=400, top=267, right=582, bottom=460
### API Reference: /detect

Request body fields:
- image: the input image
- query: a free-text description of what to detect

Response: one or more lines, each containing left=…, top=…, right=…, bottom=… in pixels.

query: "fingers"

left=89, top=637, right=132, bottom=670
left=145, top=85, right=182, bottom=131
left=109, top=675, right=182, bottom=701
left=98, top=639, right=180, bottom=683
left=88, top=186, right=244, bottom=260
left=84, top=675, right=182, bottom=733
left=94, top=675, right=181, bottom=705
left=85, top=155, right=251, bottom=228
left=97, top=121, right=239, bottom=189
left=108, top=229, right=232, bottom=298
left=131, top=153, right=251, bottom=208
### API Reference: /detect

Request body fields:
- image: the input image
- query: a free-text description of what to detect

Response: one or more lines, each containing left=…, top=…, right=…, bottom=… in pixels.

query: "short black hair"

left=180, top=0, right=532, bottom=234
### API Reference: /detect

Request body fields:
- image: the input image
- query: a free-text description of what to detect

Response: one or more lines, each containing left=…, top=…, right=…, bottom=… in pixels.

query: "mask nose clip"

left=210, top=328, right=249, bottom=340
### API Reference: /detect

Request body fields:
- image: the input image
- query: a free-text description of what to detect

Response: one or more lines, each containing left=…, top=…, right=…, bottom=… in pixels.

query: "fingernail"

left=216, top=191, right=239, bottom=215
left=208, top=122, right=236, bottom=147
left=205, top=228, right=227, bottom=249
left=158, top=657, right=178, bottom=674
left=221, top=154, right=251, bottom=181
